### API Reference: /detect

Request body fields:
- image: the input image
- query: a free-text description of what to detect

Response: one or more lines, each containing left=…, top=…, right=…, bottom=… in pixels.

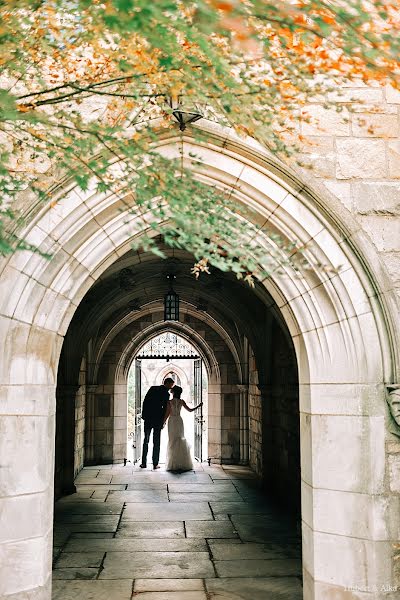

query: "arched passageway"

left=55, top=242, right=300, bottom=502
left=0, top=125, right=398, bottom=600
left=129, top=332, right=209, bottom=464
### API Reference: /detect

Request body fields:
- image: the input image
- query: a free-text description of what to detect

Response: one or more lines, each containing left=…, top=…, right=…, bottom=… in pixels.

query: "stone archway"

left=0, top=124, right=398, bottom=599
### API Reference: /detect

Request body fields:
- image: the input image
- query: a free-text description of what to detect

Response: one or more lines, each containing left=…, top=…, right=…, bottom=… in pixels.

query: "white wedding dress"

left=166, top=398, right=193, bottom=472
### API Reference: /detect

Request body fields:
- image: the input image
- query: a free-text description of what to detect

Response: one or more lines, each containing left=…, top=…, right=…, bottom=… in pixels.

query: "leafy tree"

left=0, top=0, right=399, bottom=281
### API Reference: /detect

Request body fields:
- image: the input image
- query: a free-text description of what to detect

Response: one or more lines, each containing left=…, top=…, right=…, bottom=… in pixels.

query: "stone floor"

left=53, top=463, right=302, bottom=600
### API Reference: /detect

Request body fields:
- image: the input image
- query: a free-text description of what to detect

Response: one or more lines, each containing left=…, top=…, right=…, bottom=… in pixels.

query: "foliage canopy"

left=0, top=0, right=399, bottom=281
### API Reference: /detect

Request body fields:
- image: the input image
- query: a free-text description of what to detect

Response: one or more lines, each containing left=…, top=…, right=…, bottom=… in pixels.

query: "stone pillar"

left=55, top=384, right=80, bottom=496
left=238, top=384, right=249, bottom=464
left=84, top=384, right=98, bottom=464
left=257, top=383, right=269, bottom=478
left=0, top=320, right=62, bottom=599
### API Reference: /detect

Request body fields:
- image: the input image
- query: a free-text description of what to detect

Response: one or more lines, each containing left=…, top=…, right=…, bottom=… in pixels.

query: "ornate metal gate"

left=133, top=357, right=142, bottom=463
left=193, top=357, right=203, bottom=461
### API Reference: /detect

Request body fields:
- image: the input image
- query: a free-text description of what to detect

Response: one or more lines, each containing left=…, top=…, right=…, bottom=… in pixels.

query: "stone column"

left=55, top=384, right=80, bottom=496
left=257, top=383, right=269, bottom=478
left=84, top=384, right=98, bottom=464
left=237, top=384, right=249, bottom=464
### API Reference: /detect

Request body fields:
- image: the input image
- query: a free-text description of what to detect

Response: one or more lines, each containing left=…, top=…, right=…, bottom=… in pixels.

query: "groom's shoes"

left=153, top=464, right=160, bottom=470
left=139, top=464, right=146, bottom=469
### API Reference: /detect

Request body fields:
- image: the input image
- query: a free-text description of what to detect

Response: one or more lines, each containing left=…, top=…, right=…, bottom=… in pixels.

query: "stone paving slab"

left=59, top=495, right=108, bottom=503
left=52, top=465, right=302, bottom=599
left=70, top=532, right=115, bottom=539
left=53, top=526, right=72, bottom=546
left=207, top=538, right=242, bottom=544
left=210, top=502, right=271, bottom=515
left=109, top=490, right=168, bottom=502
left=207, top=473, right=232, bottom=480
left=230, top=515, right=299, bottom=544
left=57, top=522, right=119, bottom=533
left=185, top=521, right=239, bottom=539
left=115, top=521, right=185, bottom=538
left=76, top=484, right=126, bottom=490
left=90, top=491, right=109, bottom=500
left=55, top=502, right=123, bottom=514
left=99, top=551, right=215, bottom=579
left=132, top=593, right=207, bottom=600
left=122, top=502, right=213, bottom=521
left=214, top=558, right=302, bottom=578
left=126, top=483, right=169, bottom=490
left=74, top=476, right=112, bottom=484
left=205, top=577, right=303, bottom=600
left=208, top=542, right=298, bottom=560
left=111, top=474, right=212, bottom=484
left=52, top=580, right=133, bottom=600
left=54, top=552, right=104, bottom=568
left=169, top=492, right=243, bottom=503
left=53, top=547, right=62, bottom=561
left=61, top=490, right=94, bottom=499
left=134, top=579, right=204, bottom=591
left=54, top=514, right=120, bottom=526
left=53, top=568, right=99, bottom=580
left=64, top=538, right=208, bottom=552
left=167, top=483, right=236, bottom=493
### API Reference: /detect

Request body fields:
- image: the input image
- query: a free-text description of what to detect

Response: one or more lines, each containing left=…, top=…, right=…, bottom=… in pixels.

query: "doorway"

left=127, top=332, right=208, bottom=466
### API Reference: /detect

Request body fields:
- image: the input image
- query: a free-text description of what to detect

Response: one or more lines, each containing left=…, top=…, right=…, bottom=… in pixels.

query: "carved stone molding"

left=237, top=384, right=249, bottom=393
left=386, top=385, right=400, bottom=437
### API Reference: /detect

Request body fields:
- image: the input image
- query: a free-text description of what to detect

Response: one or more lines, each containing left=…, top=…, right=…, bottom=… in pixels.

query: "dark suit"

left=141, top=385, right=170, bottom=467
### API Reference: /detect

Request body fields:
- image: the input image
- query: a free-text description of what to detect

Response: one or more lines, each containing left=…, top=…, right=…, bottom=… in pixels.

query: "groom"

left=140, top=377, right=174, bottom=470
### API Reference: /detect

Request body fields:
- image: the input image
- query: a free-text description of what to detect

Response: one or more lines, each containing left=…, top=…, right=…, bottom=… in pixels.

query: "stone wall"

left=298, top=84, right=400, bottom=298
left=73, top=358, right=86, bottom=477
left=263, top=322, right=300, bottom=514
left=248, top=323, right=300, bottom=514
left=248, top=347, right=262, bottom=475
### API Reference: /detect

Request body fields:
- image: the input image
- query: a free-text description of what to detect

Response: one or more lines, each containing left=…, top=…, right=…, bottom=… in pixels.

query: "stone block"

left=336, top=139, right=386, bottom=179
left=0, top=534, right=52, bottom=596
left=0, top=415, right=55, bottom=496
left=301, top=136, right=335, bottom=154
left=0, top=492, right=52, bottom=544
left=299, top=154, right=336, bottom=178
left=388, top=141, right=400, bottom=177
left=352, top=113, right=399, bottom=137
left=389, top=454, right=400, bottom=493
left=352, top=182, right=400, bottom=215
left=305, top=486, right=400, bottom=541
left=301, top=105, right=350, bottom=136
left=0, top=384, right=55, bottom=417
left=307, top=414, right=385, bottom=494
left=381, top=252, right=400, bottom=287
left=323, top=181, right=352, bottom=210
left=329, top=87, right=384, bottom=104
left=300, top=383, right=384, bottom=417
left=386, top=84, right=400, bottom=104
left=312, top=532, right=393, bottom=589
left=360, top=215, right=400, bottom=252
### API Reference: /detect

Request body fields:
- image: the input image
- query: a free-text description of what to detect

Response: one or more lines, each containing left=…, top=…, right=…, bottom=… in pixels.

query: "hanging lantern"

left=164, top=274, right=179, bottom=321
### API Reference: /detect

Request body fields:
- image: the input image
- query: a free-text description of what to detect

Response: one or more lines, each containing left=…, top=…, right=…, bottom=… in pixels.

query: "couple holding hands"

left=140, top=377, right=203, bottom=472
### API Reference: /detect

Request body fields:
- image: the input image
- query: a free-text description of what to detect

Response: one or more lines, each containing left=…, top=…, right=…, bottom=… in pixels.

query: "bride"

left=163, top=385, right=203, bottom=472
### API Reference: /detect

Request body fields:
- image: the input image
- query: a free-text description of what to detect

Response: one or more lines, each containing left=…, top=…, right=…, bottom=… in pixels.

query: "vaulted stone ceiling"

left=58, top=238, right=290, bottom=385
